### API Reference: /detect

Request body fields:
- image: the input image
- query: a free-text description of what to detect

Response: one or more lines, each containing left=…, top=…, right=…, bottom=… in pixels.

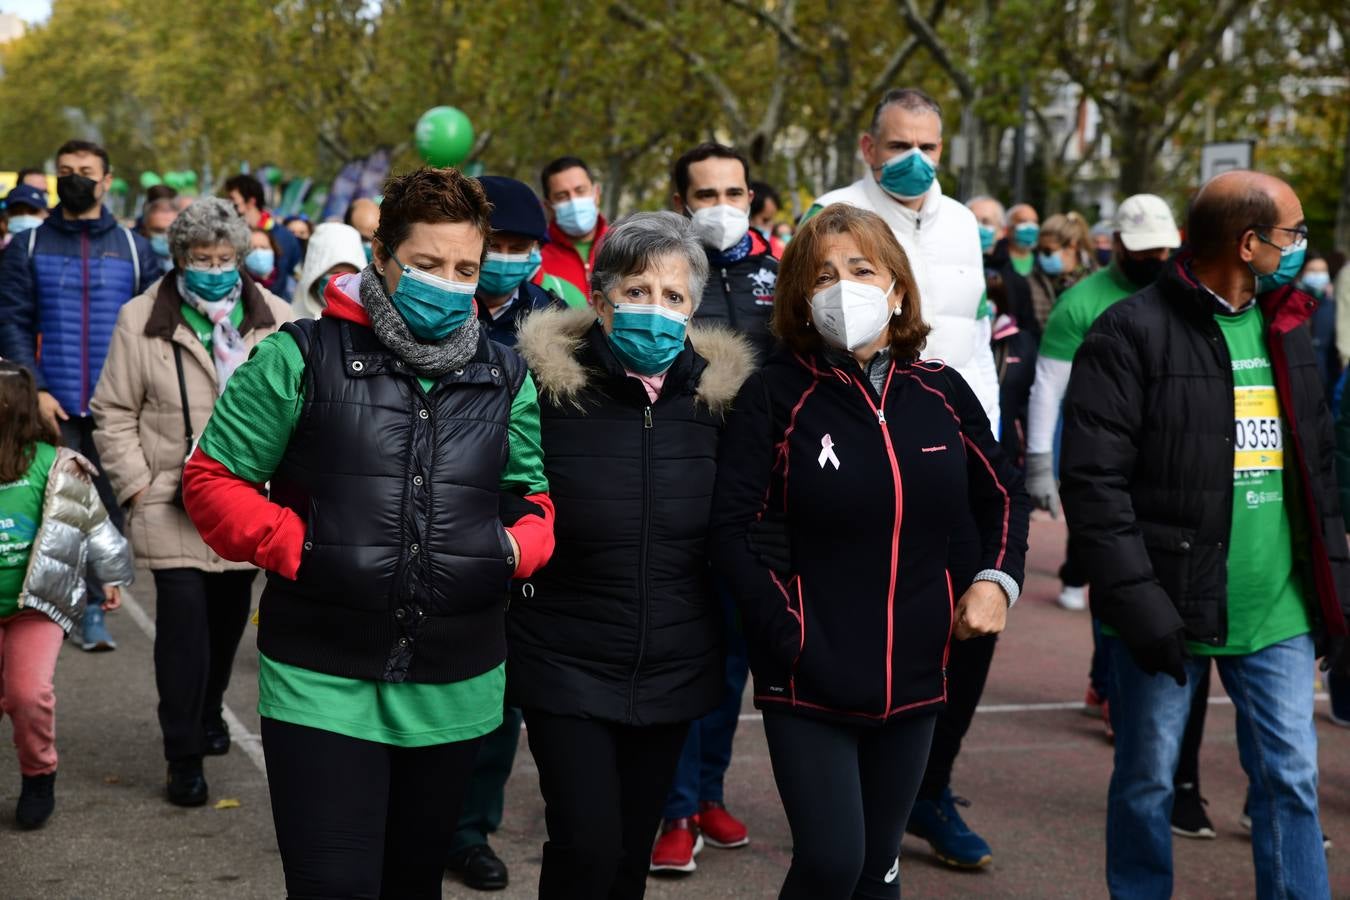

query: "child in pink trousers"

left=0, top=360, right=133, bottom=828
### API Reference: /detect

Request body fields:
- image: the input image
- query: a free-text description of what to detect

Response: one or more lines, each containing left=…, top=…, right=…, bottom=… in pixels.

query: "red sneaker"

left=650, top=817, right=702, bottom=874
left=1102, top=699, right=1115, bottom=743
left=1082, top=686, right=1104, bottom=718
left=698, top=801, right=749, bottom=849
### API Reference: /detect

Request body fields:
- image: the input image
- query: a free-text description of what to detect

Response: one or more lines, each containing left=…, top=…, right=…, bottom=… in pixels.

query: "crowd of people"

left=0, top=82, right=1347, bottom=900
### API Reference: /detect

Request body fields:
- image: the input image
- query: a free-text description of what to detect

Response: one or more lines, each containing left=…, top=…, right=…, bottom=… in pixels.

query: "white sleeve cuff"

left=974, top=569, right=1020, bottom=608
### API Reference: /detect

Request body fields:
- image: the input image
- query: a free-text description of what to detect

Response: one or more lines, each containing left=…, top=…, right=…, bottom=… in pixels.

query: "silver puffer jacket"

left=17, top=449, right=134, bottom=634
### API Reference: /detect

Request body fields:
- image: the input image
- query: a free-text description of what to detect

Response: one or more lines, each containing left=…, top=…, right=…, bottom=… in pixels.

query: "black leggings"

left=764, top=710, right=938, bottom=900
left=260, top=717, right=482, bottom=899
left=523, top=709, right=689, bottom=900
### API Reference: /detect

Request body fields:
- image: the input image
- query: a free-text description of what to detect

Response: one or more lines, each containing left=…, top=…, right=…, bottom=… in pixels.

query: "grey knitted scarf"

left=359, top=265, right=481, bottom=377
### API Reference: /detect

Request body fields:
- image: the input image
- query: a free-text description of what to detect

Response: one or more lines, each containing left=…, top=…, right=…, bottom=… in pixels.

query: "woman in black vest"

left=511, top=211, right=755, bottom=900
left=183, top=167, right=555, bottom=898
left=711, top=203, right=1030, bottom=899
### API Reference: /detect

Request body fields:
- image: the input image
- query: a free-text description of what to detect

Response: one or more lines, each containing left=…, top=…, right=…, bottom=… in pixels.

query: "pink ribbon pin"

left=818, top=434, right=840, bottom=470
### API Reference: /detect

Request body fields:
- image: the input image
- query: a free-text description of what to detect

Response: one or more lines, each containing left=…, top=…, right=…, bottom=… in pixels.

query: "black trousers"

left=1174, top=661, right=1211, bottom=788
left=918, top=512, right=994, bottom=801
left=261, top=717, right=483, bottom=900
left=60, top=415, right=122, bottom=609
left=523, top=709, right=689, bottom=900
left=152, top=568, right=254, bottom=761
left=764, top=710, right=937, bottom=900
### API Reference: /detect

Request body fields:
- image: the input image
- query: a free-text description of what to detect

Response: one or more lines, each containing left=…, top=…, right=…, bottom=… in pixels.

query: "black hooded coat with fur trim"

left=507, top=306, right=756, bottom=725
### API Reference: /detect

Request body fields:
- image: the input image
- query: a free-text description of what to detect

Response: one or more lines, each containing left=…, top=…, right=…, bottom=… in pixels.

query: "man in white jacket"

left=804, top=86, right=1005, bottom=870
left=803, top=87, right=1000, bottom=435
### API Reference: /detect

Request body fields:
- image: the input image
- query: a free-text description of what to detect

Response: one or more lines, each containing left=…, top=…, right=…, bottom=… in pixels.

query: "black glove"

left=1129, top=629, right=1189, bottom=686
left=747, top=515, right=792, bottom=575
left=1320, top=636, right=1348, bottom=677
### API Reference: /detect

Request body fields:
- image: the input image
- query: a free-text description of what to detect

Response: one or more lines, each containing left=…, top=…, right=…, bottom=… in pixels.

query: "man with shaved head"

left=1060, top=170, right=1346, bottom=898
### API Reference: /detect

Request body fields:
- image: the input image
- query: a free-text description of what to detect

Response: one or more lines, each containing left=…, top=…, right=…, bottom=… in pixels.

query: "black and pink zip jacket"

left=711, top=347, right=1031, bottom=726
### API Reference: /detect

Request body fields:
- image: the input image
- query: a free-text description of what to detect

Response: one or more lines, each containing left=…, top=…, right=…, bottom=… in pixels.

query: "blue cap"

left=5, top=183, right=48, bottom=212
left=475, top=175, right=549, bottom=244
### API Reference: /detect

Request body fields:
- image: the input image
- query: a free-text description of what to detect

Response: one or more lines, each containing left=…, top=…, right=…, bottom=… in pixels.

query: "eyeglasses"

left=1251, top=223, right=1309, bottom=249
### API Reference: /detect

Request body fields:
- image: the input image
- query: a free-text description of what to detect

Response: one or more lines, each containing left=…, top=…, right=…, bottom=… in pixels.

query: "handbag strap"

left=172, top=343, right=195, bottom=453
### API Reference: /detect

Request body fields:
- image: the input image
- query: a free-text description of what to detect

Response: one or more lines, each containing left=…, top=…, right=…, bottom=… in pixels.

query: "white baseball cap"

left=1115, top=194, right=1181, bottom=252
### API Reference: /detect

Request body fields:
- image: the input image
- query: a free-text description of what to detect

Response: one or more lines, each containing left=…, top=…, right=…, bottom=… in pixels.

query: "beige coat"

left=91, top=274, right=293, bottom=571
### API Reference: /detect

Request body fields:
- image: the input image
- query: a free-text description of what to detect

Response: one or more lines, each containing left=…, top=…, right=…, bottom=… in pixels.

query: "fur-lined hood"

left=516, top=305, right=755, bottom=417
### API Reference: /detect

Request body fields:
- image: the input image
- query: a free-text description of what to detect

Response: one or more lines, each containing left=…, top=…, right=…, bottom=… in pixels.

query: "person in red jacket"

left=535, top=156, right=608, bottom=308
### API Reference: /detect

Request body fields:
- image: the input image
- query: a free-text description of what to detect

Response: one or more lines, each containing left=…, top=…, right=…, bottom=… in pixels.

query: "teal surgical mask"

left=554, top=196, right=599, bottom=238
left=184, top=266, right=241, bottom=302
left=603, top=301, right=689, bottom=376
left=479, top=249, right=542, bottom=297
left=978, top=224, right=997, bottom=253
left=1250, top=231, right=1307, bottom=294
left=1302, top=271, right=1331, bottom=292
left=149, top=233, right=170, bottom=258
left=8, top=215, right=42, bottom=235
left=388, top=252, right=477, bottom=341
left=1013, top=222, right=1040, bottom=248
left=878, top=148, right=936, bottom=200
left=363, top=241, right=374, bottom=263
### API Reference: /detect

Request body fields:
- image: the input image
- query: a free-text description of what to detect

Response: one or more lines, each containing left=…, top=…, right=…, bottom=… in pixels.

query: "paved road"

left=4, top=514, right=1349, bottom=898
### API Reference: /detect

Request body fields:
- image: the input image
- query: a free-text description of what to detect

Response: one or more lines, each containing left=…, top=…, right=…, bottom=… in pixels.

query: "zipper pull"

left=877, top=408, right=887, bottom=425
left=644, top=406, right=653, bottom=429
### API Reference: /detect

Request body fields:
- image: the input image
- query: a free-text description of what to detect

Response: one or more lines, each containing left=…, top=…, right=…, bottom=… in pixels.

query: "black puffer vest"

left=259, top=317, right=525, bottom=683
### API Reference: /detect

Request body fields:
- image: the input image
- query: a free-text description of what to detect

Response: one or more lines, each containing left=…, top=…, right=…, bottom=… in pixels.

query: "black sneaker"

left=203, top=718, right=230, bottom=756
left=16, top=772, right=56, bottom=829
left=447, top=843, right=509, bottom=891
left=1171, top=783, right=1216, bottom=839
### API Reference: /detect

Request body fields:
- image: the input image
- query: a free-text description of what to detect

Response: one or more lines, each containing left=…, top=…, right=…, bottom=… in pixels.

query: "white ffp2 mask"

left=810, top=279, right=897, bottom=351
left=690, top=204, right=751, bottom=251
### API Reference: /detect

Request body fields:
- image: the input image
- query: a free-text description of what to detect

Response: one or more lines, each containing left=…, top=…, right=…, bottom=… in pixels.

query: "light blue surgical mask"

left=479, top=249, right=542, bottom=297
left=1250, top=233, right=1306, bottom=294
left=977, top=224, right=997, bottom=253
left=363, top=241, right=374, bottom=263
left=1013, top=222, right=1040, bottom=248
left=553, top=195, right=599, bottom=238
left=1301, top=271, right=1331, bottom=292
left=388, top=251, right=477, bottom=341
left=245, top=247, right=275, bottom=278
left=149, top=233, right=170, bottom=258
left=878, top=148, right=936, bottom=200
left=1038, top=251, right=1065, bottom=276
left=184, top=266, right=241, bottom=302
left=603, top=301, right=689, bottom=376
left=7, top=215, right=42, bottom=235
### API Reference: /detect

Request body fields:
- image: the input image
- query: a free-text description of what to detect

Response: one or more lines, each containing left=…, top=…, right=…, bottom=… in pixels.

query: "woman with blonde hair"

left=1028, top=211, right=1095, bottom=328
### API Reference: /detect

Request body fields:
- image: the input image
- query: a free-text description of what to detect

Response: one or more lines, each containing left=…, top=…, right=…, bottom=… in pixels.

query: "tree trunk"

left=1336, top=113, right=1350, bottom=254
left=1115, top=102, right=1157, bottom=197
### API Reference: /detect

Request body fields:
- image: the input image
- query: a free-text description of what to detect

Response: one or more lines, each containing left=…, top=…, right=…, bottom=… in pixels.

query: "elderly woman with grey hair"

left=510, top=211, right=756, bottom=899
left=90, top=196, right=292, bottom=807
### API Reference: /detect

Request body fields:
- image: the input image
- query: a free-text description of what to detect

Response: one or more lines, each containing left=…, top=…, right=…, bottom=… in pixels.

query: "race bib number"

left=1233, top=386, right=1283, bottom=472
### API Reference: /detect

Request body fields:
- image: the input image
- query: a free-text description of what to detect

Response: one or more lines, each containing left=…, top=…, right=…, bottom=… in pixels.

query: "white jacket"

left=294, top=223, right=368, bottom=320
left=813, top=177, right=1001, bottom=432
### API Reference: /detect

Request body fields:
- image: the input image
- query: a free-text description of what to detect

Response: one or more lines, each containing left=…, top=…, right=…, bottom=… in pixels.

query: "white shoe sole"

left=650, top=833, right=703, bottom=873
left=1171, top=824, right=1217, bottom=840
left=703, top=834, right=750, bottom=849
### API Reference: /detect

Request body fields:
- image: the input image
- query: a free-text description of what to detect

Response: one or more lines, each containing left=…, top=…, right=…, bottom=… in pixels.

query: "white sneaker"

left=1057, top=585, right=1087, bottom=611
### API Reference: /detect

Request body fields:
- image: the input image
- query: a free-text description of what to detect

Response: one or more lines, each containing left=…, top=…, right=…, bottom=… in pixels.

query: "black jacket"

left=711, top=348, right=1030, bottom=726
left=987, top=239, right=1037, bottom=336
left=477, top=280, right=564, bottom=348
left=693, top=230, right=778, bottom=362
left=992, top=316, right=1037, bottom=470
left=507, top=306, right=756, bottom=725
left=260, top=317, right=526, bottom=683
left=1061, top=257, right=1350, bottom=654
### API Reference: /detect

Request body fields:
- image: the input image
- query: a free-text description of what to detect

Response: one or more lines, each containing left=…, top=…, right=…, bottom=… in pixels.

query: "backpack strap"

left=122, top=227, right=140, bottom=289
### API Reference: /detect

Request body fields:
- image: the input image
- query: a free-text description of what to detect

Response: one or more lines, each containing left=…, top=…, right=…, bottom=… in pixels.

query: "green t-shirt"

left=1193, top=307, right=1310, bottom=656
left=0, top=443, right=57, bottom=617
left=1010, top=252, right=1034, bottom=276
left=179, top=302, right=245, bottom=354
left=1039, top=266, right=1139, bottom=362
left=540, top=273, right=589, bottom=310
left=198, top=330, right=548, bottom=746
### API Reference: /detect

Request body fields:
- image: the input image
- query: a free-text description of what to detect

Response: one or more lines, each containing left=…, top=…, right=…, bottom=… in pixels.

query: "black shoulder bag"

left=171, top=344, right=195, bottom=510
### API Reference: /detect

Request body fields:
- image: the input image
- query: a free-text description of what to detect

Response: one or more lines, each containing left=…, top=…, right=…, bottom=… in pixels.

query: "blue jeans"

left=1106, top=634, right=1327, bottom=900
left=662, top=586, right=749, bottom=819
left=1089, top=616, right=1115, bottom=700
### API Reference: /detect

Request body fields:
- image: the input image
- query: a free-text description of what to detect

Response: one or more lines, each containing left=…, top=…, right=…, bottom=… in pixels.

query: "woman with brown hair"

left=710, top=203, right=1030, bottom=899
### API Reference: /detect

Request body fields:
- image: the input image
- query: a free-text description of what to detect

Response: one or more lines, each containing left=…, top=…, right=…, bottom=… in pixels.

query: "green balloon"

left=266, top=168, right=283, bottom=186
left=414, top=106, right=474, bottom=167
left=163, top=172, right=185, bottom=190
left=182, top=170, right=198, bottom=187
left=110, top=177, right=129, bottom=195
left=140, top=171, right=162, bottom=189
